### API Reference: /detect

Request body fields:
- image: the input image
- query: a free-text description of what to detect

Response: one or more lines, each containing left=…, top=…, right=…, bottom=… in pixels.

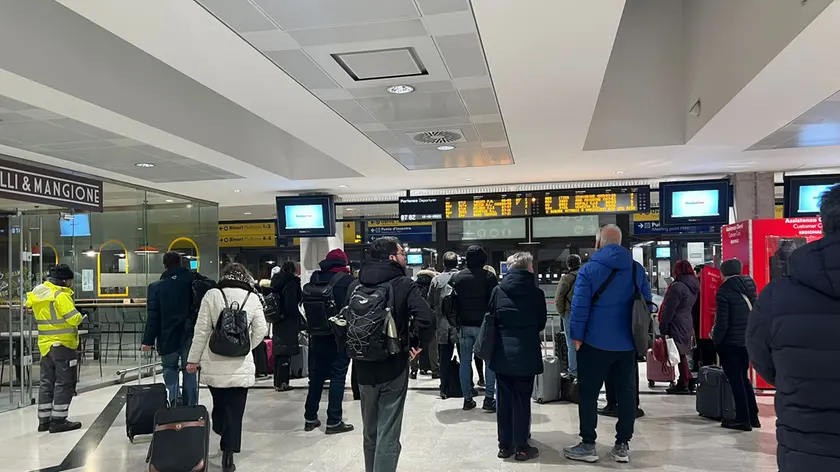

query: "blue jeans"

left=161, top=340, right=197, bottom=407
left=460, top=326, right=496, bottom=401
left=305, top=335, right=350, bottom=427
left=560, top=314, right=577, bottom=376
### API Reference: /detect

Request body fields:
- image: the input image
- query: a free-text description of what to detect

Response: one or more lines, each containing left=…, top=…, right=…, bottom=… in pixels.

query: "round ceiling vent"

left=412, top=130, right=463, bottom=145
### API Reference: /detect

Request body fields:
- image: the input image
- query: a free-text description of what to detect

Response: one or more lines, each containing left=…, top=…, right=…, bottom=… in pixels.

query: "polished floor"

left=0, top=373, right=778, bottom=472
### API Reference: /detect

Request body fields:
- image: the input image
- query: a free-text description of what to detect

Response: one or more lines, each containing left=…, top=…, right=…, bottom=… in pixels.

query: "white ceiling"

left=0, top=0, right=838, bottom=210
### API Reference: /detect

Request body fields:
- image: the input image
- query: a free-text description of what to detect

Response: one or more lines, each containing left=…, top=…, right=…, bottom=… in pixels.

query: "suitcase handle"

left=138, top=349, right=158, bottom=384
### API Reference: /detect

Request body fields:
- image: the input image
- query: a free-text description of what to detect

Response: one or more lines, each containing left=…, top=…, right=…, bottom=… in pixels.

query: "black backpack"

left=208, top=290, right=252, bottom=357
left=302, top=273, right=344, bottom=335
left=344, top=281, right=401, bottom=362
left=191, top=273, right=216, bottom=318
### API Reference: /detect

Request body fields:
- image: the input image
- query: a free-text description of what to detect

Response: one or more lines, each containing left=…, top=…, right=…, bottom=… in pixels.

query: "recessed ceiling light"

left=338, top=184, right=349, bottom=188
left=244, top=212, right=252, bottom=215
left=437, top=145, right=455, bottom=151
left=464, top=177, right=474, bottom=182
left=137, top=227, right=143, bottom=231
left=614, top=170, right=625, bottom=174
left=346, top=208, right=354, bottom=212
left=386, top=84, right=415, bottom=95
left=135, top=163, right=155, bottom=168
left=186, top=204, right=193, bottom=209
left=233, top=189, right=241, bottom=193
left=165, top=199, right=174, bottom=203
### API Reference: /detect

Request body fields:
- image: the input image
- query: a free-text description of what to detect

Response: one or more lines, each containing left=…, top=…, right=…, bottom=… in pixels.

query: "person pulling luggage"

left=26, top=264, right=84, bottom=433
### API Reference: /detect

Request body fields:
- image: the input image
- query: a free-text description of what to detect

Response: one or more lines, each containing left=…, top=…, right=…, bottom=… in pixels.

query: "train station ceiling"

left=1, top=0, right=840, bottom=207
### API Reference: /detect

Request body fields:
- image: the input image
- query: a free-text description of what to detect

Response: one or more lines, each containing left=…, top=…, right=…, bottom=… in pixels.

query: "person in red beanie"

left=302, top=248, right=355, bottom=434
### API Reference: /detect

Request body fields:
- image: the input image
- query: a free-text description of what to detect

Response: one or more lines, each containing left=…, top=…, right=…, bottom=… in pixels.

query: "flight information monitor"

left=542, top=186, right=651, bottom=215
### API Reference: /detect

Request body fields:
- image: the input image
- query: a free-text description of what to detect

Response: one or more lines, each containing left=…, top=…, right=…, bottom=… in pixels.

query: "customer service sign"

left=0, top=159, right=103, bottom=212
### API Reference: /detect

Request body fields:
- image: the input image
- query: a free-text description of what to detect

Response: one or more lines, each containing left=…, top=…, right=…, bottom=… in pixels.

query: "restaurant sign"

left=0, top=159, right=103, bottom=212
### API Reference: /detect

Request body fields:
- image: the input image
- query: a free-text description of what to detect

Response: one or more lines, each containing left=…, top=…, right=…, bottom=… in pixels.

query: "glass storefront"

left=0, top=180, right=218, bottom=412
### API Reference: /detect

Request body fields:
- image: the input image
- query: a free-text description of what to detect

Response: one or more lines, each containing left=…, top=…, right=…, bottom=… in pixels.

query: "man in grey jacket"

left=428, top=251, right=460, bottom=399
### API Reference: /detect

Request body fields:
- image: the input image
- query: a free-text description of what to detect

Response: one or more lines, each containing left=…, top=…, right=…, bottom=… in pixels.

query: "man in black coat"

left=748, top=184, right=840, bottom=471
left=488, top=252, right=546, bottom=462
left=713, top=258, right=759, bottom=431
left=303, top=249, right=354, bottom=435
left=142, top=252, right=197, bottom=406
left=451, top=245, right=499, bottom=411
left=348, top=237, right=433, bottom=472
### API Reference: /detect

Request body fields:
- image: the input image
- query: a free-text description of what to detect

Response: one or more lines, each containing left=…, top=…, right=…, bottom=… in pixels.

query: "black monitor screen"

left=783, top=174, right=840, bottom=217
left=276, top=195, right=336, bottom=238
left=659, top=179, right=729, bottom=226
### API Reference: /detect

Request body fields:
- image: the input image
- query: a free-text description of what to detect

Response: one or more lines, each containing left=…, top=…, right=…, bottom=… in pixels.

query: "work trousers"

left=38, top=345, right=77, bottom=421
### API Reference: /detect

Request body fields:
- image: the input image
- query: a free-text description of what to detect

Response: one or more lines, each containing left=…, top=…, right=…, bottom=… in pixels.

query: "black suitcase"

left=560, top=376, right=579, bottom=404
left=444, top=359, right=463, bottom=398
left=696, top=366, right=736, bottom=421
left=555, top=330, right=570, bottom=374
left=252, top=340, right=270, bottom=377
left=147, top=405, right=210, bottom=472
left=126, top=353, right=168, bottom=442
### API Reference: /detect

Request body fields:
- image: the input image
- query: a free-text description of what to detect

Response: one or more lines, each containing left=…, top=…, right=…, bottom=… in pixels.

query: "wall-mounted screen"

left=276, top=195, right=336, bottom=238
left=783, top=174, right=840, bottom=217
left=655, top=247, right=671, bottom=259
left=659, top=180, right=730, bottom=226
left=59, top=213, right=91, bottom=237
left=190, top=260, right=198, bottom=270
left=407, top=254, right=423, bottom=265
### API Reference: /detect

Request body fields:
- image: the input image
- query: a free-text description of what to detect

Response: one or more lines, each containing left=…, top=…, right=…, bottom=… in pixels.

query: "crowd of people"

left=27, top=184, right=840, bottom=472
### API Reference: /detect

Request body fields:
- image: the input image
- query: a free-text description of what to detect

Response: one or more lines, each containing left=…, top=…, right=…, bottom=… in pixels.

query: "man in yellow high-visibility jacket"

left=25, top=264, right=83, bottom=433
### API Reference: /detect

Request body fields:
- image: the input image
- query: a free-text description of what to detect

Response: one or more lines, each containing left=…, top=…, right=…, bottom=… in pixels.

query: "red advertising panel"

left=699, top=267, right=723, bottom=340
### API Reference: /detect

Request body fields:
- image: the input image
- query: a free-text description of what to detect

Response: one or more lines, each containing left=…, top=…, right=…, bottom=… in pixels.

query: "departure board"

left=542, top=186, right=650, bottom=215
left=444, top=193, right=537, bottom=220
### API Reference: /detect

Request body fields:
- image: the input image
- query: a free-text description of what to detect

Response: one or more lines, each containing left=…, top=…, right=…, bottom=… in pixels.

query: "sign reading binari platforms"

left=0, top=159, right=103, bottom=211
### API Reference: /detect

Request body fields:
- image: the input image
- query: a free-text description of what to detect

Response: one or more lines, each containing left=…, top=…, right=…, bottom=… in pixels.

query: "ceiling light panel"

left=206, top=0, right=512, bottom=171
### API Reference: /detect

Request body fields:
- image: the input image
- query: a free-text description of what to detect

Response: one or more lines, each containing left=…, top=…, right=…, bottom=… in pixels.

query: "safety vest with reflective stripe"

left=25, top=281, right=82, bottom=357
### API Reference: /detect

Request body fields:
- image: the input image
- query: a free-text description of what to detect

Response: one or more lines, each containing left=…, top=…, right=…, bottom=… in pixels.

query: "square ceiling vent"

left=332, top=47, right=428, bottom=81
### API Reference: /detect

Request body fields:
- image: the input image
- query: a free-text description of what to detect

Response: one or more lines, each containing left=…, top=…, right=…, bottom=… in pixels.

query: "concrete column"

left=299, top=224, right=344, bottom=281
left=733, top=172, right=775, bottom=221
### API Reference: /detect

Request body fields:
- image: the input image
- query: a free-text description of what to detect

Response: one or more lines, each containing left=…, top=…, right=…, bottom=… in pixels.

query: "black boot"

left=37, top=419, right=51, bottom=433
left=598, top=404, right=618, bottom=417
left=222, top=450, right=236, bottom=472
left=49, top=418, right=82, bottom=434
left=325, top=422, right=355, bottom=435
left=482, top=398, right=497, bottom=413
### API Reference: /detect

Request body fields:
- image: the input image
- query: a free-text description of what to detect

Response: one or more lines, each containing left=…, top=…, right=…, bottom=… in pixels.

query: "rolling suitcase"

left=445, top=358, right=463, bottom=398
left=126, top=352, right=168, bottom=442
left=532, top=318, right=561, bottom=404
left=290, top=332, right=309, bottom=379
left=696, top=366, right=736, bottom=421
left=252, top=340, right=270, bottom=377
left=646, top=348, right=676, bottom=388
left=146, top=404, right=210, bottom=472
left=264, top=338, right=274, bottom=375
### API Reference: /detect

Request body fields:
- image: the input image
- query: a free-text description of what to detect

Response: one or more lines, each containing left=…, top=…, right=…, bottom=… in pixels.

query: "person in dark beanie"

left=748, top=184, right=840, bottom=471
left=303, top=249, right=355, bottom=435
left=713, top=258, right=758, bottom=431
left=555, top=254, right=582, bottom=377
left=451, top=245, right=499, bottom=412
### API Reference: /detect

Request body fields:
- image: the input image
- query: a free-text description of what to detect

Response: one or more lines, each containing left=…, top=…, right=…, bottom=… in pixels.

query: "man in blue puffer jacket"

left=564, top=224, right=651, bottom=465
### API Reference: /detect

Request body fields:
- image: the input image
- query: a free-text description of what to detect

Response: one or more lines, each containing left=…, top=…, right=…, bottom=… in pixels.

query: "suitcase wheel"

left=648, top=380, right=655, bottom=388
left=669, top=382, right=676, bottom=388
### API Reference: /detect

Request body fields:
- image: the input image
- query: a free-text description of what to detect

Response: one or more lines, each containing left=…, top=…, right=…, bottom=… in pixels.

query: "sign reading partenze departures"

left=0, top=160, right=103, bottom=212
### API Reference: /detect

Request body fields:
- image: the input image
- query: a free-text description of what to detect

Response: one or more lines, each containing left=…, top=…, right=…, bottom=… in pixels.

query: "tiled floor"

left=0, top=373, right=779, bottom=472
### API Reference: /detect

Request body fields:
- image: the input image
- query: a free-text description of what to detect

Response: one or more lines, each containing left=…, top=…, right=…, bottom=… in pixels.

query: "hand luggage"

left=560, top=376, right=579, bottom=404
left=445, top=358, right=463, bottom=398
left=126, top=351, right=168, bottom=442
left=290, top=333, right=309, bottom=379
left=696, top=365, right=736, bottom=421
left=555, top=329, right=570, bottom=374
left=646, top=348, right=676, bottom=388
left=532, top=318, right=561, bottom=404
left=264, top=338, right=274, bottom=375
left=146, top=404, right=210, bottom=472
left=252, top=340, right=270, bottom=377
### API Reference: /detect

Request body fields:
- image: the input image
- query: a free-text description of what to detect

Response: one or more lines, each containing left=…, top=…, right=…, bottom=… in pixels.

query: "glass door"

left=0, top=210, right=43, bottom=411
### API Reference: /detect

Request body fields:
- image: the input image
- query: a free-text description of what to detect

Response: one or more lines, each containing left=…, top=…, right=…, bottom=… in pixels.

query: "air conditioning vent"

left=408, top=129, right=465, bottom=145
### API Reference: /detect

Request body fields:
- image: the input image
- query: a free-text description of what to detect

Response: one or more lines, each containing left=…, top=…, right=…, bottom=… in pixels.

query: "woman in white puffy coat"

left=187, top=263, right=268, bottom=472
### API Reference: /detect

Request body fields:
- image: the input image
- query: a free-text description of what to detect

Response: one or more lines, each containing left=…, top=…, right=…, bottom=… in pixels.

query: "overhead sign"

left=0, top=158, right=103, bottom=211
left=775, top=204, right=783, bottom=219
left=633, top=221, right=720, bottom=235
left=367, top=220, right=433, bottom=243
left=218, top=222, right=276, bottom=247
left=633, top=209, right=660, bottom=222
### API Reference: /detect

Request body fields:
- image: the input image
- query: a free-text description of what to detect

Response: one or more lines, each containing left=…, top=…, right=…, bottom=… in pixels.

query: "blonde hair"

left=483, top=265, right=497, bottom=276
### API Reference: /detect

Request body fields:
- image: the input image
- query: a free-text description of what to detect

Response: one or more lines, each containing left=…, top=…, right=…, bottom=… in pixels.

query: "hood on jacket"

left=161, top=266, right=191, bottom=280
left=272, top=270, right=300, bottom=290
left=25, top=281, right=72, bottom=307
left=465, top=245, right=487, bottom=269
left=590, top=244, right=634, bottom=270
left=499, top=269, right=536, bottom=297
left=721, top=274, right=753, bottom=295
left=675, top=273, right=700, bottom=295
left=359, top=260, right=406, bottom=286
left=788, top=233, right=840, bottom=299
left=415, top=269, right=437, bottom=284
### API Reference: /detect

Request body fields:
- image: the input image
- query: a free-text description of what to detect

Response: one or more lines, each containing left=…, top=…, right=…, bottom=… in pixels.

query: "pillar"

left=733, top=172, right=775, bottom=221
left=299, top=224, right=344, bottom=281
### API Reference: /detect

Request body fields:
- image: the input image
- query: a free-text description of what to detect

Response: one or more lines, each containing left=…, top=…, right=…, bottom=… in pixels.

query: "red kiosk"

left=717, top=217, right=824, bottom=389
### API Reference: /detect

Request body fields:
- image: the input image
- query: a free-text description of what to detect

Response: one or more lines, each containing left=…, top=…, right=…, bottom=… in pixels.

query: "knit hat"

left=325, top=249, right=349, bottom=265
left=49, top=264, right=74, bottom=281
left=720, top=259, right=743, bottom=277
left=321, top=248, right=350, bottom=274
left=566, top=254, right=582, bottom=270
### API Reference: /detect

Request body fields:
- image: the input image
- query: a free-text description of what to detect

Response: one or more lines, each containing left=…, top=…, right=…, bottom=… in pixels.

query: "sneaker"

left=482, top=398, right=497, bottom=413
left=431, top=372, right=440, bottom=380
left=410, top=370, right=418, bottom=380
left=563, top=442, right=599, bottom=463
left=598, top=405, right=618, bottom=417
left=49, top=419, right=82, bottom=434
left=477, top=378, right=486, bottom=387
left=304, top=419, right=321, bottom=432
left=721, top=420, right=752, bottom=432
left=37, top=420, right=50, bottom=433
left=274, top=383, right=293, bottom=392
left=471, top=388, right=479, bottom=397
left=611, top=443, right=630, bottom=463
left=325, top=422, right=354, bottom=435
left=497, top=446, right=514, bottom=459
left=463, top=399, right=477, bottom=411
left=515, top=446, right=539, bottom=462
left=636, top=407, right=646, bottom=419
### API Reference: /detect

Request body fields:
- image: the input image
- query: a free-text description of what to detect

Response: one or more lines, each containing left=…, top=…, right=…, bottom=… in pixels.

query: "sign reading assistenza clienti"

left=0, top=160, right=103, bottom=212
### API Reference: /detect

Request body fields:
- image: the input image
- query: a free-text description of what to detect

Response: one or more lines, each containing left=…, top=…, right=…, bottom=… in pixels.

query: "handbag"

left=473, top=311, right=496, bottom=360
left=665, top=336, right=680, bottom=367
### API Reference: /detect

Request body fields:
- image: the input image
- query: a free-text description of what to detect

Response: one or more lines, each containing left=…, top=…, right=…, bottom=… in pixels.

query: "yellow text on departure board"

left=445, top=197, right=528, bottom=219
left=544, top=192, right=637, bottom=215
